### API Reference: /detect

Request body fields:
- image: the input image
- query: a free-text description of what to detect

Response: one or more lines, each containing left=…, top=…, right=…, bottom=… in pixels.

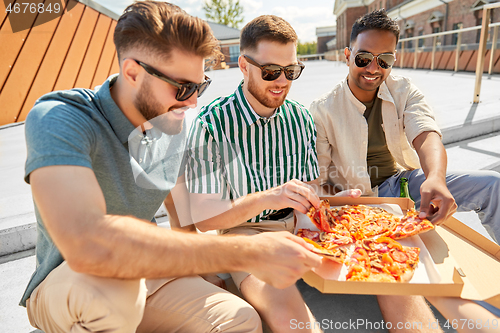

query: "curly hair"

left=350, top=9, right=400, bottom=45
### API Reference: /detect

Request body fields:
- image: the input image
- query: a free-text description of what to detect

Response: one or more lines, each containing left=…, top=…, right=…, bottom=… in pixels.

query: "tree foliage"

left=203, top=0, right=244, bottom=29
left=297, top=41, right=317, bottom=55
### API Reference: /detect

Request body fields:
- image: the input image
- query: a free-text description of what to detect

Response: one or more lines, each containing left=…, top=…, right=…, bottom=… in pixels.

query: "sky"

left=93, top=0, right=336, bottom=42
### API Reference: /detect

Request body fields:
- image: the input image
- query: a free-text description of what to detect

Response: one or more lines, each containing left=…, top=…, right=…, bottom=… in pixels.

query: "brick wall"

left=337, top=6, right=368, bottom=49
left=218, top=44, right=239, bottom=68
left=221, top=46, right=230, bottom=63
left=317, top=35, right=334, bottom=53
left=399, top=0, right=500, bottom=48
left=334, top=0, right=500, bottom=56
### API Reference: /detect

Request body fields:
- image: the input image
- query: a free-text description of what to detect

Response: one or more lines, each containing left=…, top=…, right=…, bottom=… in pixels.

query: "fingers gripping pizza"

left=299, top=201, right=432, bottom=283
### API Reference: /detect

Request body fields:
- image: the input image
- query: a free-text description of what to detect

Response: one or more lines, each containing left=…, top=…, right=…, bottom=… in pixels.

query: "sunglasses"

left=134, top=60, right=211, bottom=101
left=243, top=55, right=305, bottom=81
left=351, top=51, right=396, bottom=69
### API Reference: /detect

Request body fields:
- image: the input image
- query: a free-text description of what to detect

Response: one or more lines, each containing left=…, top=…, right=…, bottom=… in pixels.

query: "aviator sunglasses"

left=134, top=59, right=211, bottom=101
left=243, top=55, right=305, bottom=81
left=350, top=50, right=396, bottom=69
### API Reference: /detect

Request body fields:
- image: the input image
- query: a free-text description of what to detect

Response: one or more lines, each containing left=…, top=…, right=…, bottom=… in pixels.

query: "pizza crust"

left=399, top=269, right=415, bottom=283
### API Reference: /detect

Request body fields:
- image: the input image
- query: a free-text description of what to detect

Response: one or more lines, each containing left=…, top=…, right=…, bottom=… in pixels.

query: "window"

left=476, top=18, right=482, bottom=43
left=451, top=22, right=461, bottom=45
left=407, top=31, right=414, bottom=49
left=432, top=26, right=441, bottom=45
left=229, top=45, right=240, bottom=63
left=418, top=30, right=424, bottom=47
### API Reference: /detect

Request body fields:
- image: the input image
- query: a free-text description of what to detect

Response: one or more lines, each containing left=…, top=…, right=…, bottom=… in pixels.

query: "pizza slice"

left=345, top=237, right=420, bottom=282
left=325, top=204, right=381, bottom=229
left=385, top=208, right=435, bottom=240
left=297, top=229, right=351, bottom=257
left=307, top=200, right=343, bottom=233
left=349, top=209, right=400, bottom=240
left=308, top=202, right=392, bottom=227
left=297, top=231, right=348, bottom=264
left=318, top=204, right=400, bottom=240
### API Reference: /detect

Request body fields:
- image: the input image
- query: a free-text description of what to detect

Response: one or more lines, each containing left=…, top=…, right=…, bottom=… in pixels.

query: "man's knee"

left=210, top=286, right=262, bottom=332
left=223, top=301, right=262, bottom=332
left=27, top=263, right=146, bottom=333
left=485, top=170, right=500, bottom=189
left=465, top=170, right=500, bottom=192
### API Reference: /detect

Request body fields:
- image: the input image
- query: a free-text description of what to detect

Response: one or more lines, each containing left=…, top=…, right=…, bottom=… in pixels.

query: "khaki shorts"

left=26, top=261, right=261, bottom=333
left=218, top=213, right=295, bottom=289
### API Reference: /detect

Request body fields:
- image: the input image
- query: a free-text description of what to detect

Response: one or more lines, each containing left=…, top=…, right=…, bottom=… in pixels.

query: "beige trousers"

left=26, top=262, right=261, bottom=333
left=218, top=214, right=295, bottom=289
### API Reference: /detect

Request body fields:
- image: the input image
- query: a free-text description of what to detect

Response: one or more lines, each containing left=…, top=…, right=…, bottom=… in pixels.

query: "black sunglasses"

left=133, top=59, right=211, bottom=101
left=351, top=50, right=396, bottom=69
left=243, top=55, right=305, bottom=81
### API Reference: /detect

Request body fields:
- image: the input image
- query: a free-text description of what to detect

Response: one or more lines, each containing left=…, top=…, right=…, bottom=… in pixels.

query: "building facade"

left=316, top=25, right=337, bottom=53
left=207, top=22, right=241, bottom=68
left=333, top=0, right=500, bottom=50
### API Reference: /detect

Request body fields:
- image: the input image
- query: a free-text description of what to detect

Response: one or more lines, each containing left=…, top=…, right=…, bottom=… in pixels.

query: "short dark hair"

left=350, top=9, right=400, bottom=45
left=114, top=1, right=221, bottom=63
left=240, top=15, right=298, bottom=52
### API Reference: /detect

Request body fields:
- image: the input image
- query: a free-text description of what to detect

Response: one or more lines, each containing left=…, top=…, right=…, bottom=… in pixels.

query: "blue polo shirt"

left=20, top=75, right=186, bottom=306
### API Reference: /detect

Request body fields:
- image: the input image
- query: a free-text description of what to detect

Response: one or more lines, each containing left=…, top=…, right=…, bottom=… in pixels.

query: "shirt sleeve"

left=309, top=99, right=332, bottom=186
left=185, top=114, right=224, bottom=194
left=24, top=100, right=96, bottom=184
left=403, top=81, right=442, bottom=147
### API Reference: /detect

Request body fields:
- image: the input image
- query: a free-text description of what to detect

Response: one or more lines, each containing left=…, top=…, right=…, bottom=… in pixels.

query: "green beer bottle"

left=400, top=177, right=413, bottom=201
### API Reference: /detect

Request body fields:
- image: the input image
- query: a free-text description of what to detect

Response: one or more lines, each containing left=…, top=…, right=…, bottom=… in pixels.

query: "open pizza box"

left=296, top=196, right=500, bottom=308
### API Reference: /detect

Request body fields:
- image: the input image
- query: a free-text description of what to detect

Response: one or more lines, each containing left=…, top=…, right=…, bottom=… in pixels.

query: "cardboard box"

left=300, top=197, right=500, bottom=308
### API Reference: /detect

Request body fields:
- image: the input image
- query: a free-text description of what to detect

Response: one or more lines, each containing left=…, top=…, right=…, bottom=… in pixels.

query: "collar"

left=128, top=126, right=164, bottom=146
left=376, top=79, right=395, bottom=104
left=96, top=74, right=137, bottom=144
left=235, top=82, right=285, bottom=126
left=343, top=76, right=366, bottom=115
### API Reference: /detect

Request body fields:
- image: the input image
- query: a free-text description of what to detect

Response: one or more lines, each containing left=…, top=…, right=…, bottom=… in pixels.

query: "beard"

left=247, top=75, right=289, bottom=109
left=134, top=78, right=184, bottom=135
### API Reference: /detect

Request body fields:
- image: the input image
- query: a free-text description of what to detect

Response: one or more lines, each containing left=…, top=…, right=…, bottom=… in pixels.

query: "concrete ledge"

left=0, top=223, right=36, bottom=257
left=0, top=248, right=35, bottom=265
left=442, top=115, right=500, bottom=145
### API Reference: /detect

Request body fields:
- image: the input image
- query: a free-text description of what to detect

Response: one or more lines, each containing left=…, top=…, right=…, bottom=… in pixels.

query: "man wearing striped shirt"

left=186, top=15, right=325, bottom=332
left=183, top=14, right=454, bottom=333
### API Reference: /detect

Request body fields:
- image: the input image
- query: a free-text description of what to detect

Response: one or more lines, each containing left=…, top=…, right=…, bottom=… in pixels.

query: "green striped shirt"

left=186, top=83, right=319, bottom=222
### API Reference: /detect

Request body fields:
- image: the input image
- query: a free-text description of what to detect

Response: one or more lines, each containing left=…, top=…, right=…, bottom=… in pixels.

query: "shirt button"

left=363, top=141, right=367, bottom=145
left=139, top=158, right=143, bottom=163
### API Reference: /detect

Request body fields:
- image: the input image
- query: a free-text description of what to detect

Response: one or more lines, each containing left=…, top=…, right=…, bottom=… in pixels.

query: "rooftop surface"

left=1, top=60, right=499, bottom=332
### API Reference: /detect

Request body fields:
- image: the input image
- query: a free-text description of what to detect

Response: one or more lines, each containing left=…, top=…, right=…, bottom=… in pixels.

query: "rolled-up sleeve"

left=403, top=82, right=442, bottom=147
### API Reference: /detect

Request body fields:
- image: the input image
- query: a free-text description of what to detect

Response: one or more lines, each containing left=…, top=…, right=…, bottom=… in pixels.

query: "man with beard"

left=185, top=14, right=460, bottom=333
left=310, top=9, right=500, bottom=241
left=20, top=2, right=322, bottom=332
left=185, top=15, right=326, bottom=332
